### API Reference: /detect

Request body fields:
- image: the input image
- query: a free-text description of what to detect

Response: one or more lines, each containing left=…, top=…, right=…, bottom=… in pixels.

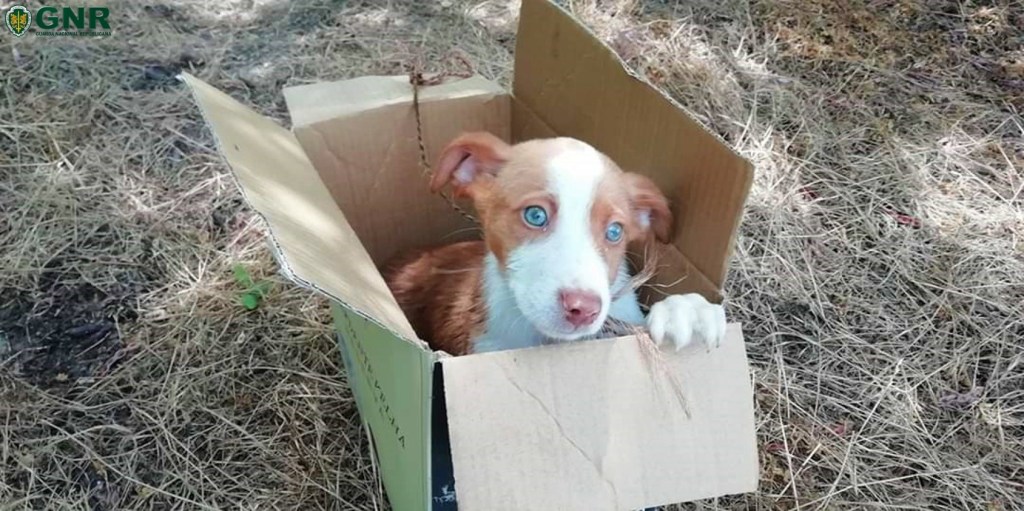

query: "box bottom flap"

left=440, top=324, right=758, bottom=510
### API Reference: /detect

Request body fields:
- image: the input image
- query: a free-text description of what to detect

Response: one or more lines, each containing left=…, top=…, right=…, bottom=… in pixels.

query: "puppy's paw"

left=646, top=293, right=727, bottom=352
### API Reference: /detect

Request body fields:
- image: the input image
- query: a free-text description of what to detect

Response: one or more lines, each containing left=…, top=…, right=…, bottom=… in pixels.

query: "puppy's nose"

left=559, top=289, right=602, bottom=328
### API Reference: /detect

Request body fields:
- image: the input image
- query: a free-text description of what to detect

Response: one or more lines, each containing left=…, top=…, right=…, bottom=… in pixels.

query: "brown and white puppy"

left=383, top=132, right=726, bottom=356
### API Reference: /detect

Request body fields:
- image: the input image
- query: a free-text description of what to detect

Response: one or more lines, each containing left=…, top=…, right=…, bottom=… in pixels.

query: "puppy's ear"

left=430, top=132, right=511, bottom=198
left=624, top=173, right=673, bottom=244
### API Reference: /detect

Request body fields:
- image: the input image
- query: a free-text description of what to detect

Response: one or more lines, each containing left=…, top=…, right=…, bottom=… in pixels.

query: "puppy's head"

left=432, top=131, right=672, bottom=340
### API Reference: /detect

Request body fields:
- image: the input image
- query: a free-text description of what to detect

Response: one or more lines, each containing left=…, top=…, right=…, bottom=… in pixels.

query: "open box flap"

left=178, top=73, right=418, bottom=343
left=440, top=324, right=758, bottom=510
left=512, top=0, right=754, bottom=294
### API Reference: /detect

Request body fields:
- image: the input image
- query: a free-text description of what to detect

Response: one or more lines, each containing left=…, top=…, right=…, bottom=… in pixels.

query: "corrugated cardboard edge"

left=176, top=72, right=430, bottom=353
left=551, top=6, right=751, bottom=162
left=518, top=0, right=755, bottom=296
left=285, top=75, right=507, bottom=128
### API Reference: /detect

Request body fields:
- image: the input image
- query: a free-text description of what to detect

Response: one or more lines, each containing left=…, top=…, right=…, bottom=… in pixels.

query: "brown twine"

left=407, top=50, right=479, bottom=226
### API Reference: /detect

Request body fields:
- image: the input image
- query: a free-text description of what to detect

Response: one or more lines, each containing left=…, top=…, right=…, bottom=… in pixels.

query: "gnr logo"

left=4, top=5, right=112, bottom=37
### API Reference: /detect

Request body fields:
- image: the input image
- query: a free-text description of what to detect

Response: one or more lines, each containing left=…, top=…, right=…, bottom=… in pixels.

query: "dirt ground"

left=1, top=0, right=1022, bottom=509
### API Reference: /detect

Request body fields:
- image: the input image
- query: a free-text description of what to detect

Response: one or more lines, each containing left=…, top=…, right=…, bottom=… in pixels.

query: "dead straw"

left=1, top=1, right=1022, bottom=510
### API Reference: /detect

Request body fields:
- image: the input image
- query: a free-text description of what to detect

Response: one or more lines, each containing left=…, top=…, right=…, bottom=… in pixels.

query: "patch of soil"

left=0, top=261, right=141, bottom=389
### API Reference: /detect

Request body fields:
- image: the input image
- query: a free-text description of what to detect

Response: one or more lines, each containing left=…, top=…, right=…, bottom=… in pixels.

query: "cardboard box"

left=179, top=0, right=757, bottom=509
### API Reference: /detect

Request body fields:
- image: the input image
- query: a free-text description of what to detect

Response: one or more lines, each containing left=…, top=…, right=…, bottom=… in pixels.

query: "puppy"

left=382, top=132, right=727, bottom=356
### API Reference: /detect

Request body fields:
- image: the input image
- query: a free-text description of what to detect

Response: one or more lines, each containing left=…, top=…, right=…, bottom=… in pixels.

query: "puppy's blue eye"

left=605, top=222, right=624, bottom=243
left=523, top=205, right=548, bottom=227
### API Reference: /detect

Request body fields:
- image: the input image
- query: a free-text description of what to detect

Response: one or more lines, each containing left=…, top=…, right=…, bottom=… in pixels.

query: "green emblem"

left=6, top=5, right=31, bottom=37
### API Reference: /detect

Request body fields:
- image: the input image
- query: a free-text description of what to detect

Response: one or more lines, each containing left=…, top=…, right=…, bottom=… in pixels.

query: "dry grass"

left=1, top=0, right=1022, bottom=509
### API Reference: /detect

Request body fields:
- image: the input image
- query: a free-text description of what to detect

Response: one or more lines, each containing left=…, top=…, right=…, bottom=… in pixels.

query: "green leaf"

left=253, top=281, right=272, bottom=297
left=240, top=292, right=260, bottom=310
left=232, top=263, right=254, bottom=288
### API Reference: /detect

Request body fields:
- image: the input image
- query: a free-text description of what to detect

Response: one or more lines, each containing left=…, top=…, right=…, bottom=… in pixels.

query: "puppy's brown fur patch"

left=381, top=241, right=487, bottom=356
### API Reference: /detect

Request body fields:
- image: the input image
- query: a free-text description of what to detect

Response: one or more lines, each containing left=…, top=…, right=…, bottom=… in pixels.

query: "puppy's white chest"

left=472, top=255, right=546, bottom=353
